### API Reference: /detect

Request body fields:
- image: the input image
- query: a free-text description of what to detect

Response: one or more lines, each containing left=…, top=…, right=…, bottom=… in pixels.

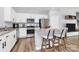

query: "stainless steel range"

left=27, top=26, right=35, bottom=34
left=26, top=18, right=35, bottom=37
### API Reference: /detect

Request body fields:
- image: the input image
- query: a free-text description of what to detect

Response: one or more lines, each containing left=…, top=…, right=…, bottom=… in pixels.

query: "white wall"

left=49, top=8, right=64, bottom=29
left=49, top=7, right=78, bottom=29
left=59, top=8, right=78, bottom=29
left=59, top=7, right=79, bottom=16
left=15, top=13, right=48, bottom=23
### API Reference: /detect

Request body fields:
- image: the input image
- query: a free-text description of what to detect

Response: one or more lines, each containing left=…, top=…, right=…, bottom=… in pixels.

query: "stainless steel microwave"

left=27, top=18, right=34, bottom=23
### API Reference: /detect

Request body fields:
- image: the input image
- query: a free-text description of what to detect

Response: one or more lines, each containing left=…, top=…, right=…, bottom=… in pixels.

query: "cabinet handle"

left=14, top=35, right=15, bottom=38
left=2, top=43, right=4, bottom=48
left=6, top=36, right=8, bottom=38
left=4, top=41, right=6, bottom=46
left=0, top=39, right=2, bottom=41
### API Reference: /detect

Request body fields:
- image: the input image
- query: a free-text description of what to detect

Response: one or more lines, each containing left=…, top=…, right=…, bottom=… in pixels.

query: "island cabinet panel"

left=35, top=28, right=42, bottom=50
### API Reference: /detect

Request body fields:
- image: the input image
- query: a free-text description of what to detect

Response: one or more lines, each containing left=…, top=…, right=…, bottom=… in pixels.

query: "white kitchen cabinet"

left=19, top=28, right=27, bottom=38
left=4, top=7, right=11, bottom=21
left=6, top=30, right=17, bottom=52
left=10, top=30, right=17, bottom=49
left=0, top=30, right=17, bottom=52
left=0, top=8, right=4, bottom=20
left=5, top=33, right=11, bottom=52
left=14, top=18, right=26, bottom=23
left=0, top=35, right=6, bottom=52
left=0, top=38, right=2, bottom=51
left=11, top=8, right=16, bottom=22
left=4, top=7, right=16, bottom=22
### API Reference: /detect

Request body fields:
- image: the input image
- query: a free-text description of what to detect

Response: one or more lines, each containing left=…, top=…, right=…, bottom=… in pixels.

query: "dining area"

left=35, top=27, right=68, bottom=52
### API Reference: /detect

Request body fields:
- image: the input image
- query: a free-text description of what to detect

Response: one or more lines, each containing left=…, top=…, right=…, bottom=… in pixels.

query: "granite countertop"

left=0, top=28, right=16, bottom=36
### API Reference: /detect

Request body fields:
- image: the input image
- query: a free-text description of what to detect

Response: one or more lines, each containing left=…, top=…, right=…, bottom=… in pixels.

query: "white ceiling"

left=13, top=7, right=79, bottom=15
left=13, top=7, right=51, bottom=15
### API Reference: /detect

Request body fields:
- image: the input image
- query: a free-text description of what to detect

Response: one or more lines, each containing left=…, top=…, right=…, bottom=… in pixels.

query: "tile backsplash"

left=0, top=20, right=12, bottom=28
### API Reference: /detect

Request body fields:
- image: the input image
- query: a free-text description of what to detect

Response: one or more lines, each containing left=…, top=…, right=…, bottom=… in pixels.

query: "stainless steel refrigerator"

left=39, top=19, right=49, bottom=28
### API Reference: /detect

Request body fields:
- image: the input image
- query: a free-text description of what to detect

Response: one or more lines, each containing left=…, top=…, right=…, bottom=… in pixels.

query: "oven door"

left=27, top=29, right=34, bottom=34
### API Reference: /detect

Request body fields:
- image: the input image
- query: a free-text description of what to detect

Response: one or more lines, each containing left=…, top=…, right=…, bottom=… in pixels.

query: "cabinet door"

left=5, top=33, right=11, bottom=52
left=10, top=30, right=17, bottom=48
left=0, top=37, right=2, bottom=52
left=0, top=36, right=6, bottom=52
left=0, top=30, right=17, bottom=52
left=11, top=8, right=16, bottom=22
left=0, top=36, right=2, bottom=52
left=5, top=30, right=17, bottom=52
left=4, top=7, right=16, bottom=22
left=4, top=7, right=11, bottom=21
left=19, top=28, right=27, bottom=38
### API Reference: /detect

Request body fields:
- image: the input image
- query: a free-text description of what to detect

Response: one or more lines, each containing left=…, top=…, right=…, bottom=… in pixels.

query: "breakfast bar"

left=35, top=28, right=42, bottom=50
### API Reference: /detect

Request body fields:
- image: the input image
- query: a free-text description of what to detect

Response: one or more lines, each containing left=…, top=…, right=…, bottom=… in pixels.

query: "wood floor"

left=11, top=37, right=35, bottom=52
left=11, top=36, right=79, bottom=52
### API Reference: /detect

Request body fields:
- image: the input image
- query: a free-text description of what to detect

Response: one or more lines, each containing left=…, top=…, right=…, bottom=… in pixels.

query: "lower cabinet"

left=9, top=30, right=17, bottom=50
left=0, top=35, right=7, bottom=52
left=19, top=28, right=27, bottom=38
left=0, top=30, right=17, bottom=52
left=6, top=33, right=11, bottom=52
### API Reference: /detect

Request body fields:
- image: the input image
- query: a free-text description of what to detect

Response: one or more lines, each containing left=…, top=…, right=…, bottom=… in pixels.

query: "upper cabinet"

left=11, top=8, right=16, bottom=22
left=4, top=7, right=16, bottom=22
left=0, top=8, right=4, bottom=20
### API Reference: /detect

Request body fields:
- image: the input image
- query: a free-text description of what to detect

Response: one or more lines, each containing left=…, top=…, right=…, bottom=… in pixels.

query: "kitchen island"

left=35, top=28, right=42, bottom=50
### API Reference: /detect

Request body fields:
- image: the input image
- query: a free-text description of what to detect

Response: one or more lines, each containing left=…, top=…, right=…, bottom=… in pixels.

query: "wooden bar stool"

left=53, top=28, right=68, bottom=51
left=41, top=29, right=55, bottom=51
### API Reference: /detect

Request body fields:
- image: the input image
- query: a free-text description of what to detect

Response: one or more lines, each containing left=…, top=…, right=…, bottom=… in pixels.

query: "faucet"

left=4, top=26, right=7, bottom=31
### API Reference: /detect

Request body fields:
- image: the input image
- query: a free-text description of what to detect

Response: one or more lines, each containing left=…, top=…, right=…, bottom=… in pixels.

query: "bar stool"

left=53, top=28, right=68, bottom=51
left=41, top=29, right=54, bottom=51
